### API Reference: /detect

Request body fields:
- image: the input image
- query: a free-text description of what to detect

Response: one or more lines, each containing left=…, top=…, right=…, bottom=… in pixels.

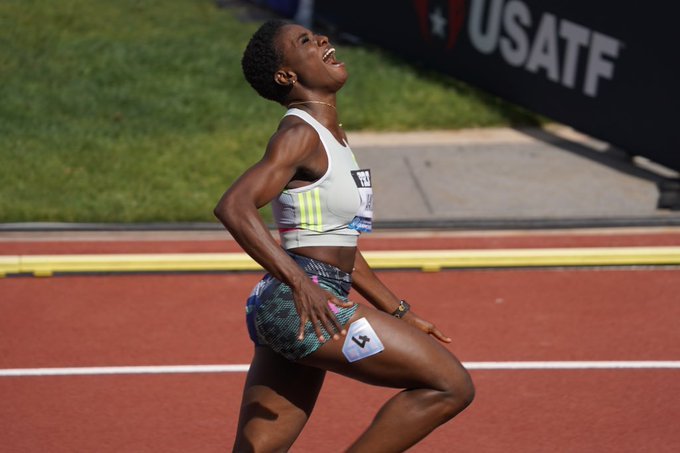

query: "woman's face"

left=275, top=24, right=348, bottom=93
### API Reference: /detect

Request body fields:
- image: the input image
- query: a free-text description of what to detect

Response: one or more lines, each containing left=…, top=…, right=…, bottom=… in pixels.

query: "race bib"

left=342, top=317, right=384, bottom=362
left=348, top=169, right=373, bottom=233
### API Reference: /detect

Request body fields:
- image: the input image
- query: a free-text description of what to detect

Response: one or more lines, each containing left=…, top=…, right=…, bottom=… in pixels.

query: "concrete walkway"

left=349, top=125, right=680, bottom=228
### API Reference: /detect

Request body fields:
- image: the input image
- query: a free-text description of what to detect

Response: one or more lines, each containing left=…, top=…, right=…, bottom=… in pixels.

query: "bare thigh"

left=299, top=305, right=471, bottom=391
left=234, top=346, right=326, bottom=452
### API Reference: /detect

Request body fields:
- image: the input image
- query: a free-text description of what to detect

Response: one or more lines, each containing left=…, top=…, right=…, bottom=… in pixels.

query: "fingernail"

left=340, top=329, right=347, bottom=335
left=333, top=334, right=339, bottom=340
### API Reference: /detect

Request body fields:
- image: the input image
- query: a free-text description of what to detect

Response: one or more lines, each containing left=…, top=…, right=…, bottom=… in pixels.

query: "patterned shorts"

left=245, top=252, right=358, bottom=360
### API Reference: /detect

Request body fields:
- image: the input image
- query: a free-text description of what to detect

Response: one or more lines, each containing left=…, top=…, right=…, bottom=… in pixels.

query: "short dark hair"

left=241, top=20, right=292, bottom=104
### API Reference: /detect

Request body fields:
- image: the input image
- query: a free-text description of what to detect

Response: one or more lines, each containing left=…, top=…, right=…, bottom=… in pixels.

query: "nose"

left=316, top=34, right=329, bottom=46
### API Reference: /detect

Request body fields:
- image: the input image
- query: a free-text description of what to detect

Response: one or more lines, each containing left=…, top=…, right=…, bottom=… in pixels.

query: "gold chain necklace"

left=287, top=100, right=336, bottom=110
left=287, top=100, right=342, bottom=127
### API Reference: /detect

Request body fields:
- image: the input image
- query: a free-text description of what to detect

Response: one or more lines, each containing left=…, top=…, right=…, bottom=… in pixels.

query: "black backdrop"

left=315, top=0, right=680, bottom=170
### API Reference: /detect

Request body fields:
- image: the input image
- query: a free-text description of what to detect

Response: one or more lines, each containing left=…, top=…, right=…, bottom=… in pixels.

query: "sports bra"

left=271, top=108, right=373, bottom=249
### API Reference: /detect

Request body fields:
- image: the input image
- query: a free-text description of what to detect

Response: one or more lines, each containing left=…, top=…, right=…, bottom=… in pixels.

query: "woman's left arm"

left=351, top=249, right=452, bottom=343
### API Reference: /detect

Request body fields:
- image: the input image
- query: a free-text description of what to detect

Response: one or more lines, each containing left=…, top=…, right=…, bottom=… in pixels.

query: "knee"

left=455, top=374, right=476, bottom=410
left=437, top=369, right=475, bottom=419
left=234, top=433, right=289, bottom=453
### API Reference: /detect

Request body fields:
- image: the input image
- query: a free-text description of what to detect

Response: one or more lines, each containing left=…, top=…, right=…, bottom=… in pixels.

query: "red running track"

left=1, top=231, right=680, bottom=452
left=1, top=228, right=679, bottom=255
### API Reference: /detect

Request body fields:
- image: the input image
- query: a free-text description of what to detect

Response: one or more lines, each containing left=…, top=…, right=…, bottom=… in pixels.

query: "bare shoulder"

left=264, top=115, right=321, bottom=166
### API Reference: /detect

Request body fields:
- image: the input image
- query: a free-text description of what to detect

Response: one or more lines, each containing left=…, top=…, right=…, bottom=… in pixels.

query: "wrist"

left=391, top=300, right=410, bottom=319
left=285, top=270, right=310, bottom=291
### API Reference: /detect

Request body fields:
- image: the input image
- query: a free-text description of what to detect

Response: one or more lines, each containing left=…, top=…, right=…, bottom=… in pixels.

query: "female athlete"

left=214, top=19, right=474, bottom=452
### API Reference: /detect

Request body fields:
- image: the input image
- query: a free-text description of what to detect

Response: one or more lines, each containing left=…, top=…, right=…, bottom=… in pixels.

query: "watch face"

left=392, top=301, right=409, bottom=318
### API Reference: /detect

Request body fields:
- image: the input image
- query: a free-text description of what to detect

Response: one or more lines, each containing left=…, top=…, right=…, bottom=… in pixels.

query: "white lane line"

left=1, top=361, right=680, bottom=377
left=464, top=361, right=680, bottom=370
left=0, top=365, right=250, bottom=377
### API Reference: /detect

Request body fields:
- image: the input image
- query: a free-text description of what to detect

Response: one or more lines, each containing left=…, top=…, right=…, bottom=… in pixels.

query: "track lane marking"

left=0, top=365, right=250, bottom=377
left=2, top=361, right=680, bottom=377
left=2, top=246, right=680, bottom=276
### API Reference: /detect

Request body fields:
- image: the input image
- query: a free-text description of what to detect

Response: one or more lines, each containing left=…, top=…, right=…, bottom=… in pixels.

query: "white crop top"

left=271, top=108, right=373, bottom=249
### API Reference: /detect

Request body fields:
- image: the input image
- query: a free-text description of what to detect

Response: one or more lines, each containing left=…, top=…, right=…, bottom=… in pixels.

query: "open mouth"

left=322, top=47, right=342, bottom=66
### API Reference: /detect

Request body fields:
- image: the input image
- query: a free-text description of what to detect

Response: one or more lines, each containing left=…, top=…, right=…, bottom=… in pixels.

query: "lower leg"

left=347, top=385, right=474, bottom=452
left=233, top=347, right=326, bottom=452
left=300, top=307, right=475, bottom=451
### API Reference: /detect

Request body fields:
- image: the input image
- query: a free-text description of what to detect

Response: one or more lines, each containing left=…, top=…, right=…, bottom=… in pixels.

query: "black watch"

left=391, top=300, right=410, bottom=319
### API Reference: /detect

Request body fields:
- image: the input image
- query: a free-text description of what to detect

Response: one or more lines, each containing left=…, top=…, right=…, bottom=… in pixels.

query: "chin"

left=331, top=68, right=349, bottom=90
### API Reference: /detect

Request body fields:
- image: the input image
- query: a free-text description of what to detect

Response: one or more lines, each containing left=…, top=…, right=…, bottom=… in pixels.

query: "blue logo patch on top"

left=349, top=169, right=373, bottom=233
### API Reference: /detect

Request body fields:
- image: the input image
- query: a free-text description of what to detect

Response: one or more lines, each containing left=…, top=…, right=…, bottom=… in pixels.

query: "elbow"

left=213, top=202, right=225, bottom=222
left=213, top=205, right=225, bottom=225
left=213, top=193, right=237, bottom=228
left=214, top=191, right=257, bottom=233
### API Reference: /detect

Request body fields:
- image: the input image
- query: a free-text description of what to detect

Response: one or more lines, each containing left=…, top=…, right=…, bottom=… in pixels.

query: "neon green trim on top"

left=305, top=191, right=314, bottom=229
left=297, top=189, right=323, bottom=232
left=313, top=188, right=323, bottom=232
left=298, top=192, right=308, bottom=229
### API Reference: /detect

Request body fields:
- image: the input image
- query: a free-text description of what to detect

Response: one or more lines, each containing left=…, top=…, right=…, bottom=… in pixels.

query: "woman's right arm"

left=213, top=123, right=351, bottom=341
left=213, top=132, right=303, bottom=287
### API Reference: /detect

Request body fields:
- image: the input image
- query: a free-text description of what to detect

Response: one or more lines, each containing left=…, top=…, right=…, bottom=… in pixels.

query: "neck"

left=286, top=100, right=343, bottom=129
left=287, top=100, right=336, bottom=110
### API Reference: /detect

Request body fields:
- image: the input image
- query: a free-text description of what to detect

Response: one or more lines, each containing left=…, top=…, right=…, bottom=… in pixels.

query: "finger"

left=329, top=296, right=354, bottom=308
left=325, top=299, right=349, bottom=336
left=430, top=326, right=452, bottom=343
left=309, top=313, right=327, bottom=343
left=322, top=306, right=344, bottom=340
left=313, top=305, right=340, bottom=341
left=298, top=315, right=307, bottom=341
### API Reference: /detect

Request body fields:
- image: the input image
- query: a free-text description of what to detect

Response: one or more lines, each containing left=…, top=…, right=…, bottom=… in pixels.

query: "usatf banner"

left=316, top=0, right=680, bottom=171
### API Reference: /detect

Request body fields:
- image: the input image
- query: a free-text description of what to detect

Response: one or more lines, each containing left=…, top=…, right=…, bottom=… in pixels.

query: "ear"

left=274, top=69, right=297, bottom=87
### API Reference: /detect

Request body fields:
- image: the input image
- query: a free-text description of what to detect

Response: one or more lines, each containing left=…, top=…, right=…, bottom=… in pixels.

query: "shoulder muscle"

left=263, top=117, right=320, bottom=168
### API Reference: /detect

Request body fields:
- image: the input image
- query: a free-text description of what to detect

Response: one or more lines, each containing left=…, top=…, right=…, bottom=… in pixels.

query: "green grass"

left=0, top=0, right=540, bottom=223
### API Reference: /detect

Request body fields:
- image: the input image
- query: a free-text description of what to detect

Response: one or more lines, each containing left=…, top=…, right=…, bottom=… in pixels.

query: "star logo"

left=430, top=7, right=448, bottom=38
left=414, top=0, right=466, bottom=50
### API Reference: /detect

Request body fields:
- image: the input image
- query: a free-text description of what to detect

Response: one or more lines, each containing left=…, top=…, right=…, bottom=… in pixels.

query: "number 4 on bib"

left=342, top=317, right=384, bottom=362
